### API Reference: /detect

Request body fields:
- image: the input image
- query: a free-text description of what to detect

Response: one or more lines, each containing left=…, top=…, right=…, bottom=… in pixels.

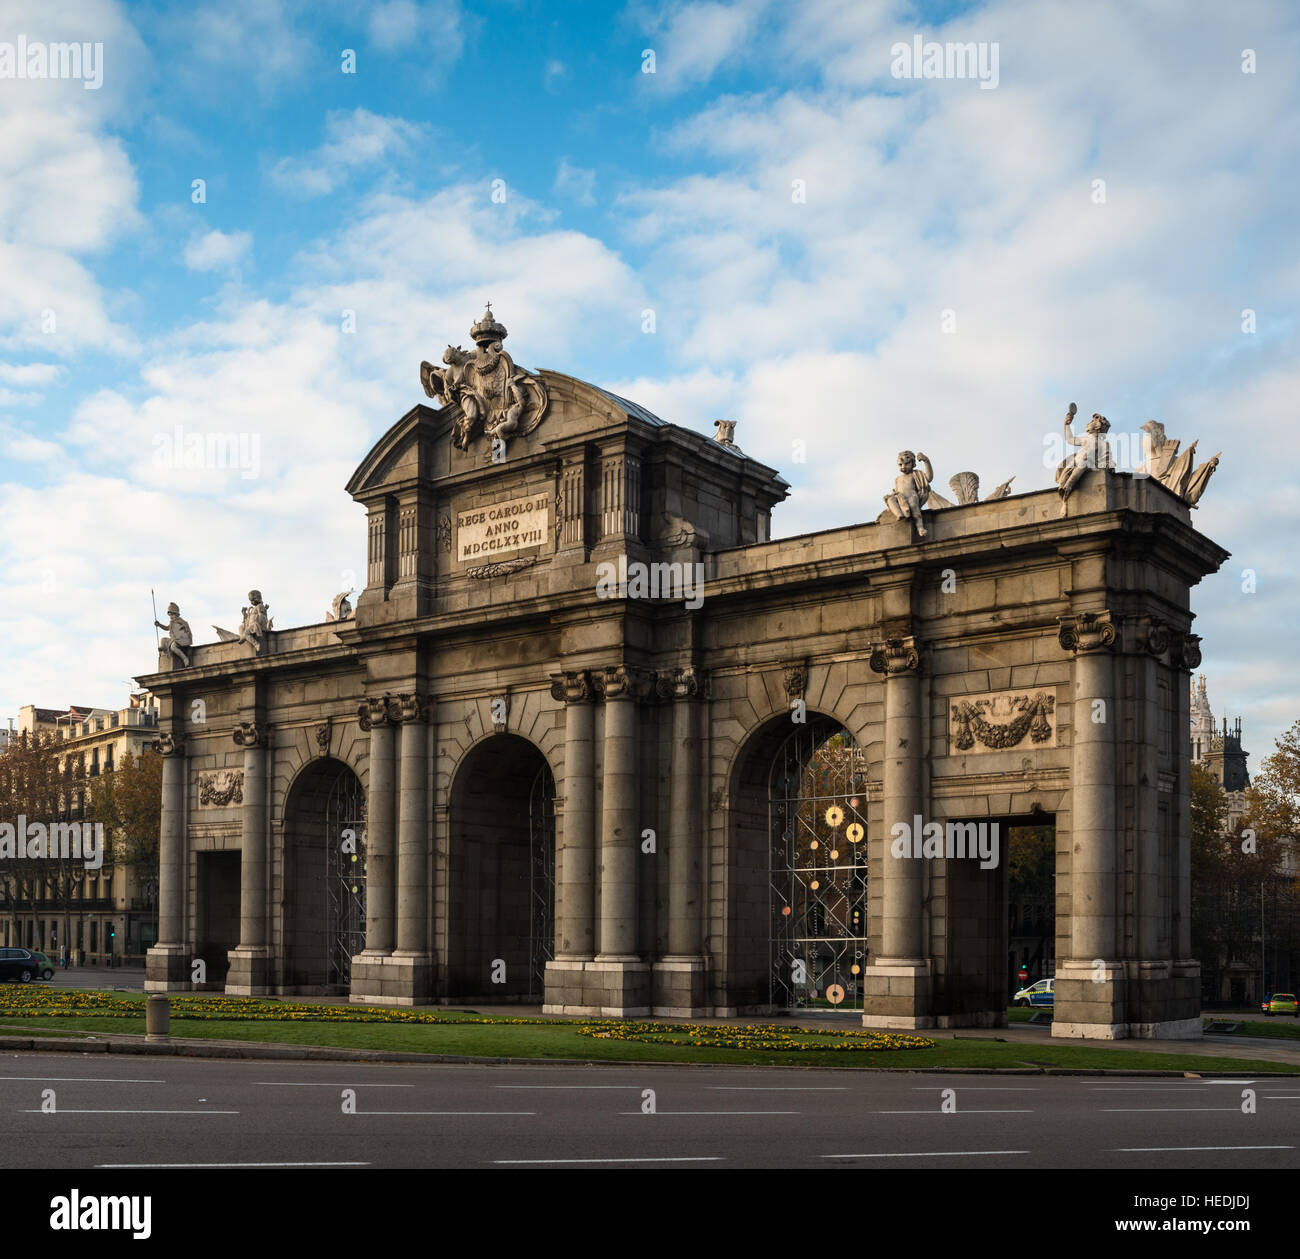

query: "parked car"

left=1263, top=993, right=1299, bottom=1018
left=0, top=948, right=39, bottom=983
left=28, top=951, right=56, bottom=981
left=1014, top=977, right=1054, bottom=1008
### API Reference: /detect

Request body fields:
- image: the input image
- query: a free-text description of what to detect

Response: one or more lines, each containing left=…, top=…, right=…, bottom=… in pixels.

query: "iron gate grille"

left=528, top=764, right=556, bottom=999
left=769, top=726, right=869, bottom=1010
left=325, top=767, right=366, bottom=988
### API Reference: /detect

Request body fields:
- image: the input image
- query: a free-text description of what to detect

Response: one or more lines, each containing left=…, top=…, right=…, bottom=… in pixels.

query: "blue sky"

left=1, top=0, right=1297, bottom=764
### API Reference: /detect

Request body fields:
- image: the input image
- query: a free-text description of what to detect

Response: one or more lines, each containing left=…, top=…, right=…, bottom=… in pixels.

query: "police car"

left=1013, top=977, right=1054, bottom=1008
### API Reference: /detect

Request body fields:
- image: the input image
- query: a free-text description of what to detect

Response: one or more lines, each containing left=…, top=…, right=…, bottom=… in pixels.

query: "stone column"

left=653, top=667, right=709, bottom=1016
left=588, top=665, right=651, bottom=1015
left=863, top=637, right=931, bottom=1029
left=145, top=732, right=189, bottom=991
left=1168, top=630, right=1203, bottom=1037
left=1054, top=611, right=1125, bottom=1038
left=350, top=696, right=397, bottom=1003
left=226, top=721, right=272, bottom=995
left=544, top=671, right=595, bottom=1015
left=390, top=693, right=433, bottom=1003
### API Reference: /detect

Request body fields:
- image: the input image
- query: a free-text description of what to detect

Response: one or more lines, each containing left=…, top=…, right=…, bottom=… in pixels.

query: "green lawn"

left=1205, top=1015, right=1300, bottom=1041
left=0, top=1000, right=1294, bottom=1073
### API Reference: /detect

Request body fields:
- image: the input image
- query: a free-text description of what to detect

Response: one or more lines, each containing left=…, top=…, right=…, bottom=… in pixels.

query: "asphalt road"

left=2, top=1051, right=1296, bottom=1170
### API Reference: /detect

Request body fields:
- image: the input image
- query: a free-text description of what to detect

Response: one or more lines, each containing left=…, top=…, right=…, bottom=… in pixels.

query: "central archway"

left=729, top=713, right=869, bottom=1012
left=446, top=733, right=555, bottom=1001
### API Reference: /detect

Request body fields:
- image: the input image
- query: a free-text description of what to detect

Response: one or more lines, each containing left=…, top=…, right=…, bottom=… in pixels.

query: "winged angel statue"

left=420, top=305, right=549, bottom=452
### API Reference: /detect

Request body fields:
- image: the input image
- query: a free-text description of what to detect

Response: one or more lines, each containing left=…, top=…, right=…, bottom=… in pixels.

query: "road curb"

left=1, top=1034, right=1296, bottom=1075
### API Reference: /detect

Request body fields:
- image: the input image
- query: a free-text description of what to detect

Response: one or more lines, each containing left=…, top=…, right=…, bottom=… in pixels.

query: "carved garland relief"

left=949, top=688, right=1057, bottom=753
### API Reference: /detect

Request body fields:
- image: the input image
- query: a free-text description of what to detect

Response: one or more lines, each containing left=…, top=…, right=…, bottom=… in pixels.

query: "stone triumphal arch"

left=141, top=308, right=1228, bottom=1038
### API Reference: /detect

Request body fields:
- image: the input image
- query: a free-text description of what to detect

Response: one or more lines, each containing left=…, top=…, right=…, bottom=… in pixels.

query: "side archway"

left=281, top=757, right=365, bottom=993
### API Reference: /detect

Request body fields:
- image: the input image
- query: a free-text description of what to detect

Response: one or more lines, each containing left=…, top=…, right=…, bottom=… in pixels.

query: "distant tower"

left=1190, top=675, right=1251, bottom=832
left=1190, top=674, right=1214, bottom=764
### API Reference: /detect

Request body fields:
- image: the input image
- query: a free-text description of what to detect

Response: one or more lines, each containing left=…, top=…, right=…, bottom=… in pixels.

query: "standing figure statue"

left=154, top=602, right=193, bottom=668
left=1056, top=404, right=1113, bottom=515
left=238, top=590, right=272, bottom=654
left=326, top=589, right=354, bottom=622
left=883, top=450, right=935, bottom=538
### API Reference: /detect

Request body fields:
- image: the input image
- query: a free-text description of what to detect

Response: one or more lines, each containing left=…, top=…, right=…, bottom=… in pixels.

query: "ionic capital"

left=1057, top=610, right=1116, bottom=656
left=550, top=670, right=594, bottom=704
left=357, top=695, right=399, bottom=730
left=393, top=693, right=432, bottom=723
left=1171, top=630, right=1202, bottom=672
left=869, top=637, right=921, bottom=677
left=151, top=732, right=186, bottom=758
left=657, top=666, right=710, bottom=702
left=593, top=664, right=655, bottom=701
left=232, top=721, right=269, bottom=748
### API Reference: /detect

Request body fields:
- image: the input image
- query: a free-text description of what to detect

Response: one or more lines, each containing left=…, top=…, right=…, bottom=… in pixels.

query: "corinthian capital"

left=550, top=670, right=593, bottom=704
left=1057, top=611, right=1116, bottom=655
left=232, top=721, right=268, bottom=748
left=869, top=637, right=921, bottom=676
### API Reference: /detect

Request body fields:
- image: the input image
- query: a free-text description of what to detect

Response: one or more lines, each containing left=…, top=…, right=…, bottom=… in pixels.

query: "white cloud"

left=554, top=158, right=597, bottom=207
left=268, top=108, right=430, bottom=198
left=182, top=228, right=252, bottom=271
left=367, top=0, right=465, bottom=60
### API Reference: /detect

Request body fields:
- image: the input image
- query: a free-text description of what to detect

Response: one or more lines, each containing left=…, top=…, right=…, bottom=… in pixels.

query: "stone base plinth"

left=862, top=959, right=934, bottom=1029
left=225, top=946, right=273, bottom=996
left=652, top=956, right=709, bottom=1017
left=1052, top=960, right=1128, bottom=1039
left=1052, top=959, right=1201, bottom=1040
left=348, top=950, right=434, bottom=1005
left=543, top=956, right=651, bottom=1016
left=145, top=944, right=191, bottom=992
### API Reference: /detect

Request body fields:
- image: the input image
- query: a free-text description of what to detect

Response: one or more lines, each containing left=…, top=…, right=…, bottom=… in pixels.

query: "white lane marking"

left=1100, top=1107, right=1241, bottom=1113
left=353, top=1110, right=535, bottom=1116
left=97, top=1161, right=371, bottom=1168
left=618, top=1110, right=798, bottom=1116
left=1206, top=1080, right=1257, bottom=1084
left=825, top=1150, right=1030, bottom=1159
left=710, top=1087, right=848, bottom=1091
left=911, top=1086, right=1038, bottom=1091
left=877, top=1109, right=1032, bottom=1114
left=1115, top=1145, right=1294, bottom=1153
left=25, top=1109, right=239, bottom=1115
left=494, top=1157, right=723, bottom=1164
left=256, top=1082, right=413, bottom=1088
left=0, top=1076, right=165, bottom=1084
left=1262, top=1095, right=1300, bottom=1099
left=496, top=1085, right=643, bottom=1090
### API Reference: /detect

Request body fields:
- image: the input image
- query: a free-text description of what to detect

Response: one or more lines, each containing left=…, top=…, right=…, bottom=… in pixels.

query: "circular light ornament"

left=810, top=840, right=819, bottom=850
left=850, top=963, right=861, bottom=975
left=830, top=849, right=840, bottom=861
left=846, top=822, right=865, bottom=843
left=826, top=984, right=846, bottom=1005
left=810, top=880, right=820, bottom=890
left=825, top=806, right=844, bottom=827
left=782, top=905, right=792, bottom=916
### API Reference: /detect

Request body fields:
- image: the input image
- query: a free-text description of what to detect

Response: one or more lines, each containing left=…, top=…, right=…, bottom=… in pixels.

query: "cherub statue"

left=154, top=602, right=193, bottom=668
left=238, top=590, right=272, bottom=654
left=1056, top=405, right=1113, bottom=514
left=326, top=589, right=354, bottom=622
left=883, top=450, right=935, bottom=538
